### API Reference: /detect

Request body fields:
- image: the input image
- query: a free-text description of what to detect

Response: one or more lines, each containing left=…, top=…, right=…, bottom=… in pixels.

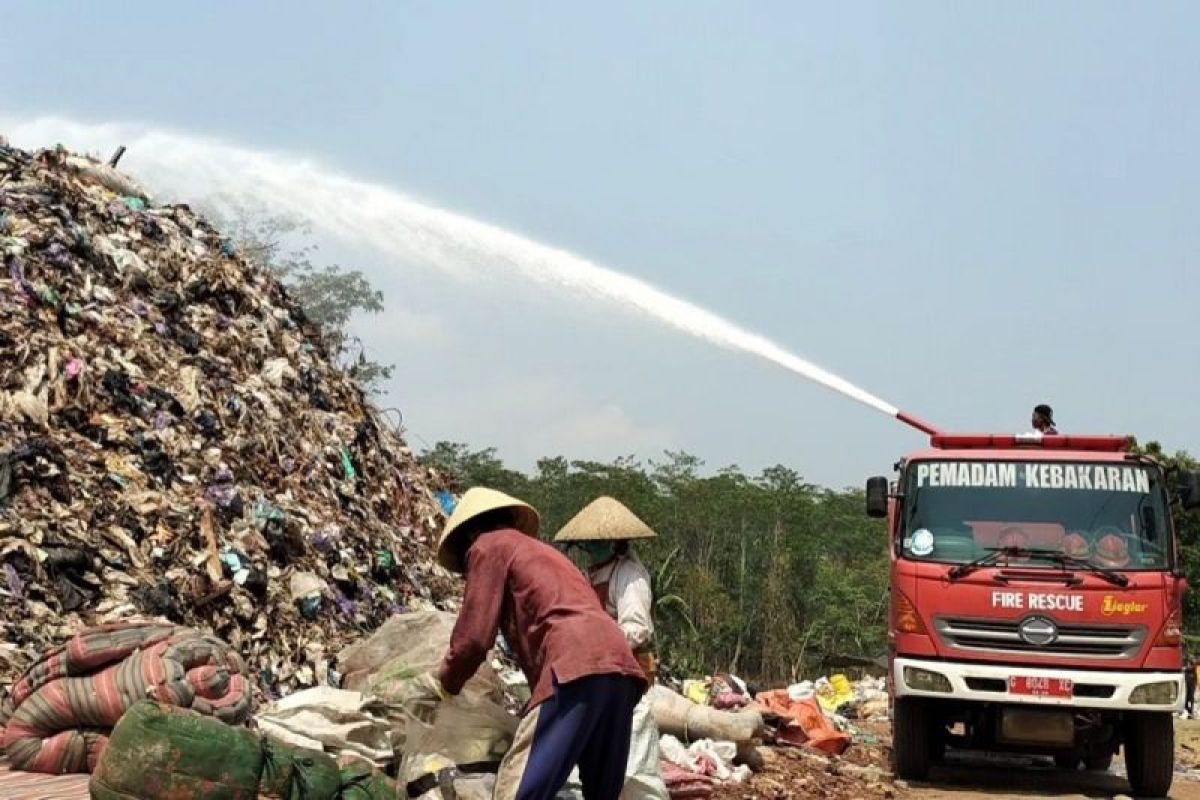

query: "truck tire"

left=1124, top=712, right=1173, bottom=798
left=1053, top=753, right=1080, bottom=770
left=1083, top=750, right=1113, bottom=772
left=893, top=697, right=933, bottom=781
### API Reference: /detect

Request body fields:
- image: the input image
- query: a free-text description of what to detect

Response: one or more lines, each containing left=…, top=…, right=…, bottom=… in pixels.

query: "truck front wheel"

left=1124, top=711, right=1173, bottom=798
left=893, top=697, right=934, bottom=781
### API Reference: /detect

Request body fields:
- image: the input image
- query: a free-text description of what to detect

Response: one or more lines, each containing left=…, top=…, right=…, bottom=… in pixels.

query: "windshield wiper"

left=1026, top=549, right=1130, bottom=588
left=947, top=547, right=1129, bottom=587
left=947, top=546, right=1024, bottom=581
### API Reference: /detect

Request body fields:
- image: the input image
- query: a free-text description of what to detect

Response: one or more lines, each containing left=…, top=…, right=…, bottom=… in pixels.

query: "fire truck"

left=866, top=428, right=1200, bottom=797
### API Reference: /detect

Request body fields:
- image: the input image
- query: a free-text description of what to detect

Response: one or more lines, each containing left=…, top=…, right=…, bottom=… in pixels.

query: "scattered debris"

left=712, top=721, right=898, bottom=800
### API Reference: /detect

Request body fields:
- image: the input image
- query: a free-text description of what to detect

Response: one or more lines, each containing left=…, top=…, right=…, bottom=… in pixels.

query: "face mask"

left=578, top=541, right=613, bottom=564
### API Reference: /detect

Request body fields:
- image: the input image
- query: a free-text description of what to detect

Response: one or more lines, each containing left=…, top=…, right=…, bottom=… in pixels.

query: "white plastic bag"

left=787, top=680, right=815, bottom=701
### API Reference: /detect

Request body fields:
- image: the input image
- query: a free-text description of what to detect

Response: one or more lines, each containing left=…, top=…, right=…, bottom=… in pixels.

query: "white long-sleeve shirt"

left=588, top=553, right=654, bottom=651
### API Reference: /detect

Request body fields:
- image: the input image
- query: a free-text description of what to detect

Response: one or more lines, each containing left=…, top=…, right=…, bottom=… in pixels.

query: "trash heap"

left=680, top=674, right=753, bottom=710
left=0, top=141, right=456, bottom=695
left=693, top=673, right=899, bottom=800
left=658, top=670, right=902, bottom=799
left=805, top=674, right=889, bottom=722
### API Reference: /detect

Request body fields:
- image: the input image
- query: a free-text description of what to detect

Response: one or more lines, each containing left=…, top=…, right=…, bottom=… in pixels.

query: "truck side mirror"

left=1181, top=471, right=1200, bottom=510
left=866, top=476, right=889, bottom=518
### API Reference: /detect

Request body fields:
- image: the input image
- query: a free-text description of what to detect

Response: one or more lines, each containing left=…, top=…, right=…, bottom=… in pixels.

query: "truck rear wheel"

left=893, top=697, right=933, bottom=781
left=1124, top=711, right=1173, bottom=798
left=1083, top=750, right=1113, bottom=772
left=1053, top=753, right=1080, bottom=770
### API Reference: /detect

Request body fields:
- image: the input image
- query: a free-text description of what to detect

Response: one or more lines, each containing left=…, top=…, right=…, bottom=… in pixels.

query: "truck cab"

left=866, top=432, right=1200, bottom=797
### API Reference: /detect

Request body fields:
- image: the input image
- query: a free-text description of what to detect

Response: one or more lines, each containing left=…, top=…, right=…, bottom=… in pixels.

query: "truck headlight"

left=903, top=666, right=951, bottom=693
left=1130, top=681, right=1179, bottom=705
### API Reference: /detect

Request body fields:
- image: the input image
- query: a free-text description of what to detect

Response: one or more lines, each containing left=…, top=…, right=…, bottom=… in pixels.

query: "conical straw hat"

left=437, top=487, right=540, bottom=573
left=553, top=496, right=656, bottom=542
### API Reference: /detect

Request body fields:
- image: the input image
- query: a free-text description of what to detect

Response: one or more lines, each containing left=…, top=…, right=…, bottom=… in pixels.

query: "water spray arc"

left=5, top=117, right=939, bottom=437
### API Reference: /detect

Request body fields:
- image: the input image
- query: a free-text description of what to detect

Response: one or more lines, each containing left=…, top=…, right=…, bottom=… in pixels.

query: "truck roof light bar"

left=929, top=433, right=1133, bottom=452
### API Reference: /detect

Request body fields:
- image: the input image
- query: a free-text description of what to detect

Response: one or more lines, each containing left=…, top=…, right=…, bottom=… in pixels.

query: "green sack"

left=338, top=761, right=402, bottom=800
left=259, top=736, right=342, bottom=800
left=89, top=701, right=341, bottom=800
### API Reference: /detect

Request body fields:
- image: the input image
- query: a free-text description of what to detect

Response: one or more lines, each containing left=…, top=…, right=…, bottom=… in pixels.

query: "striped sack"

left=0, top=622, right=253, bottom=774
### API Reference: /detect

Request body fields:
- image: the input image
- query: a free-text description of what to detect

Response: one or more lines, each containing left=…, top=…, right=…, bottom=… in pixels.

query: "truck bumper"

left=894, top=656, right=1185, bottom=712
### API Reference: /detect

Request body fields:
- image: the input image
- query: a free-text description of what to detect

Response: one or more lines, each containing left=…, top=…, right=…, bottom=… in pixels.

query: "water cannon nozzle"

left=896, top=410, right=941, bottom=437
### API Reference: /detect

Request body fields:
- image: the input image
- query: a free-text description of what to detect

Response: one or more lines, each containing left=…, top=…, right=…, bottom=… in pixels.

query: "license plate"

left=1008, top=676, right=1073, bottom=698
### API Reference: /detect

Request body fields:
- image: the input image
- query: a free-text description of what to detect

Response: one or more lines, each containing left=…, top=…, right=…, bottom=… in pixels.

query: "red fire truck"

left=867, top=431, right=1200, bottom=797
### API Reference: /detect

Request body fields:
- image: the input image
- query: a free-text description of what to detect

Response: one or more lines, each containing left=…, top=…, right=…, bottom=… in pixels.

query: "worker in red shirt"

left=421, top=488, right=647, bottom=800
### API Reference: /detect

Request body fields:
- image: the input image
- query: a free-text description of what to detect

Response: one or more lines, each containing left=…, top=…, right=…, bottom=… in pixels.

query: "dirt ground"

left=714, top=719, right=1200, bottom=800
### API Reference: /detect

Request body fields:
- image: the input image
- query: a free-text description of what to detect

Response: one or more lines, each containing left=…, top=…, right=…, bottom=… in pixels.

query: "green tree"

left=421, top=442, right=528, bottom=493
left=205, top=197, right=392, bottom=392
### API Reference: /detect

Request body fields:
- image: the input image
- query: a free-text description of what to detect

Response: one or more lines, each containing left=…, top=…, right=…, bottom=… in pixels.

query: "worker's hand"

left=409, top=671, right=449, bottom=704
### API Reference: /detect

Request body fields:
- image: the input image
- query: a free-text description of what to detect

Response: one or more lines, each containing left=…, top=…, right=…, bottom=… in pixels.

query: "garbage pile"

left=0, top=141, right=455, bottom=695
left=752, top=673, right=888, bottom=754
left=680, top=674, right=752, bottom=710
left=659, top=735, right=751, bottom=784
left=663, top=671, right=902, bottom=800
left=644, top=683, right=764, bottom=799
left=654, top=669, right=896, bottom=798
left=807, top=674, right=888, bottom=722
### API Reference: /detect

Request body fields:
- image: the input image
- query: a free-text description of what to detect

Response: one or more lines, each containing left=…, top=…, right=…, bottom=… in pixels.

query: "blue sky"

left=3, top=3, right=1196, bottom=487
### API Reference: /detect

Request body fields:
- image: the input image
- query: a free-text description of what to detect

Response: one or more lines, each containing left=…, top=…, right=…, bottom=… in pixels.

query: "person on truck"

left=1032, top=404, right=1058, bottom=435
left=418, top=487, right=647, bottom=800
left=554, top=496, right=669, bottom=800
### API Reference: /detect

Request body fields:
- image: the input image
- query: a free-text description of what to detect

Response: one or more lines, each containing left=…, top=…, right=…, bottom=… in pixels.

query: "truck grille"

left=934, top=617, right=1146, bottom=659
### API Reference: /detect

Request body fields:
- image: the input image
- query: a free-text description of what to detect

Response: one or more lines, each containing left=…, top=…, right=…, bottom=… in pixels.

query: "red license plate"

left=1008, top=676, right=1073, bottom=698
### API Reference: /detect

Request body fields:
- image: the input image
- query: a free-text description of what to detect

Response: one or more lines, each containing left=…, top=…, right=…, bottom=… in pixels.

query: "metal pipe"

left=896, top=410, right=941, bottom=436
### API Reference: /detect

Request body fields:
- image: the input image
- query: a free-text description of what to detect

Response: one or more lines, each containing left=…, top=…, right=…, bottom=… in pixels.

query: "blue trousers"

left=512, top=674, right=642, bottom=800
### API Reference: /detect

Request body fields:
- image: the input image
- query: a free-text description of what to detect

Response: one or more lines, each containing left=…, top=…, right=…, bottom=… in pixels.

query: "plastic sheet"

left=753, top=690, right=851, bottom=756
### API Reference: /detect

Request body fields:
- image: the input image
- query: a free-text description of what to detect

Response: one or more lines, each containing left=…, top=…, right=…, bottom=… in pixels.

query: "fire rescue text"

left=991, top=591, right=1084, bottom=611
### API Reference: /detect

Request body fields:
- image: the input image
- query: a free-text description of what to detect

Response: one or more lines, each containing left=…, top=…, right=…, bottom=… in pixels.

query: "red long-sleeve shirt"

left=437, top=528, right=645, bottom=708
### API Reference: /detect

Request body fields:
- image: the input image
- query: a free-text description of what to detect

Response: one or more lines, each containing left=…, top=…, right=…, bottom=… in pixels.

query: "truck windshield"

left=902, top=460, right=1171, bottom=571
